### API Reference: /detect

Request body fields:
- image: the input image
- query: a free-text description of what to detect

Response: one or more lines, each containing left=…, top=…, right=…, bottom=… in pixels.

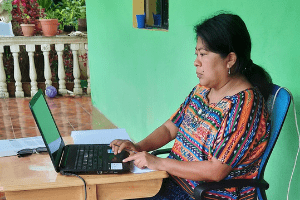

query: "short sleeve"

left=212, top=90, right=269, bottom=168
left=170, top=86, right=197, bottom=128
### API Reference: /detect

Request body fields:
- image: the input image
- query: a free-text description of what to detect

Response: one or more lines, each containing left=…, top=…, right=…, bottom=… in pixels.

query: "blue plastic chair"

left=152, top=84, right=291, bottom=200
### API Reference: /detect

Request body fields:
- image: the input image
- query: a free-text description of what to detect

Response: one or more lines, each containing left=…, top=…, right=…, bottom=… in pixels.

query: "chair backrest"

left=258, top=84, right=291, bottom=178
left=256, top=84, right=291, bottom=198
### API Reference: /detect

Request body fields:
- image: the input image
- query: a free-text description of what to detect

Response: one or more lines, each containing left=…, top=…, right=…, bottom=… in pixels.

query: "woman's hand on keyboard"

left=110, top=139, right=138, bottom=155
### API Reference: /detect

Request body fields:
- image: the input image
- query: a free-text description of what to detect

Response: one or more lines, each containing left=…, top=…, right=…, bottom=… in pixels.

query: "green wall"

left=86, top=0, right=300, bottom=199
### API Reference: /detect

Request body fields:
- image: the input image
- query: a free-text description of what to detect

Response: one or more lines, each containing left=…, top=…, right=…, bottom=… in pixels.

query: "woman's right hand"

left=110, top=139, right=139, bottom=155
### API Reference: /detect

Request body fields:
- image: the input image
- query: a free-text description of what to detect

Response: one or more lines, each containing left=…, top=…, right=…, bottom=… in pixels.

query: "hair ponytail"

left=243, top=62, right=272, bottom=100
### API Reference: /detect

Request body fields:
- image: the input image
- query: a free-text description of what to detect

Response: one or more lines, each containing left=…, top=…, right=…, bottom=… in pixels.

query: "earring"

left=228, top=68, right=231, bottom=75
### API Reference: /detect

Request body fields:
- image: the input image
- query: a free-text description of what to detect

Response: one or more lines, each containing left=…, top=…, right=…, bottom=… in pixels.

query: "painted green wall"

left=86, top=0, right=300, bottom=199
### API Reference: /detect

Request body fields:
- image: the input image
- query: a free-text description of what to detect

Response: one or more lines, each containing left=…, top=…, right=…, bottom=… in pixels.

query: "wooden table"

left=0, top=137, right=169, bottom=200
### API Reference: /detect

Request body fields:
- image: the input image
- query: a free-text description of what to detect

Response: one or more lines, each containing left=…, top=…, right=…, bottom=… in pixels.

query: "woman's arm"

left=110, top=119, right=178, bottom=154
left=123, top=153, right=232, bottom=182
left=135, top=119, right=178, bottom=152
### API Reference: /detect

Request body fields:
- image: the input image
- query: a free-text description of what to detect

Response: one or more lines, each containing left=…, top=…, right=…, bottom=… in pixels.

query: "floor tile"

left=14, top=127, right=40, bottom=138
left=0, top=95, right=94, bottom=140
left=0, top=116, right=12, bottom=128
left=0, top=127, right=14, bottom=140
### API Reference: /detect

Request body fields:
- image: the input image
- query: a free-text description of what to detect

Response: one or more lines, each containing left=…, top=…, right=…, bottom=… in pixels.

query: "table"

left=0, top=137, right=169, bottom=200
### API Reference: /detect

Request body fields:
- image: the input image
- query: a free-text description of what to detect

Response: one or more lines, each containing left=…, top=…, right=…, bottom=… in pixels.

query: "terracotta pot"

left=20, top=24, right=35, bottom=36
left=39, top=19, right=59, bottom=36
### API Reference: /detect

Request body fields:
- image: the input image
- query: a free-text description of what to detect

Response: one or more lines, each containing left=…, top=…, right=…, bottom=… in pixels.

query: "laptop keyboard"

left=75, top=145, right=104, bottom=170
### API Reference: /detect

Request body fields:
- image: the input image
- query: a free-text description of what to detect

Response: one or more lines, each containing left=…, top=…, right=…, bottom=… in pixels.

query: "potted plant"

left=37, top=0, right=59, bottom=36
left=20, top=14, right=35, bottom=36
left=18, top=1, right=40, bottom=36
left=61, top=6, right=76, bottom=32
left=54, top=0, right=86, bottom=32
left=39, top=11, right=59, bottom=36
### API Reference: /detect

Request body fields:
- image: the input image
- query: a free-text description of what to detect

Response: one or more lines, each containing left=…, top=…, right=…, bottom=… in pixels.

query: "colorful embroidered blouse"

left=168, top=84, right=270, bottom=200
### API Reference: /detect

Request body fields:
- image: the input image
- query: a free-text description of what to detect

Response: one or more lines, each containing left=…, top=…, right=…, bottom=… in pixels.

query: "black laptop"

left=29, top=89, right=130, bottom=174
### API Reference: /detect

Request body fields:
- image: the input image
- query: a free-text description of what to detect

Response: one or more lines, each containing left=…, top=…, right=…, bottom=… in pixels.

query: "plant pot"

left=39, top=19, right=59, bottom=37
left=78, top=18, right=87, bottom=31
left=64, top=25, right=75, bottom=32
left=20, top=24, right=35, bottom=36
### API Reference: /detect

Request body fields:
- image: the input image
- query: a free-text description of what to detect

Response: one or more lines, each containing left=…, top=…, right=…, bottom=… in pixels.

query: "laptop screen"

left=29, top=90, right=65, bottom=171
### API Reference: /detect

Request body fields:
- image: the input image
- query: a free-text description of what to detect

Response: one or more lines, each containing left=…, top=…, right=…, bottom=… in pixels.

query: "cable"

left=61, top=172, right=87, bottom=200
left=281, top=87, right=300, bottom=200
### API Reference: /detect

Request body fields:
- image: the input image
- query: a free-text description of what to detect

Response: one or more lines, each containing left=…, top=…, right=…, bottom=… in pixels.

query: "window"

left=133, top=0, right=169, bottom=30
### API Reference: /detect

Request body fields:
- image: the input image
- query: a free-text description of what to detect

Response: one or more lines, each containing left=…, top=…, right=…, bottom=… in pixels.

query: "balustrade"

left=0, top=36, right=89, bottom=98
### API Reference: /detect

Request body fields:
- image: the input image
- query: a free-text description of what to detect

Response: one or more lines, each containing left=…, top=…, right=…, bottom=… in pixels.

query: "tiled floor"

left=0, top=95, right=93, bottom=140
left=0, top=95, right=117, bottom=141
left=0, top=95, right=117, bottom=200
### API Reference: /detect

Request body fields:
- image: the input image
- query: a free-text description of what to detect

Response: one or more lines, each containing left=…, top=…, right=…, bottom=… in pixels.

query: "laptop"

left=29, top=89, right=131, bottom=174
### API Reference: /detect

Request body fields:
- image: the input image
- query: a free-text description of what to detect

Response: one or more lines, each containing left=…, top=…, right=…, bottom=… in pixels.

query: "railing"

left=0, top=35, right=89, bottom=98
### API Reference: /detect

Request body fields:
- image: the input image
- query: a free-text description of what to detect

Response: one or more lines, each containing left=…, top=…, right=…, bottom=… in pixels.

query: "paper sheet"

left=0, top=136, right=45, bottom=157
left=132, top=166, right=155, bottom=173
left=71, top=128, right=131, bottom=144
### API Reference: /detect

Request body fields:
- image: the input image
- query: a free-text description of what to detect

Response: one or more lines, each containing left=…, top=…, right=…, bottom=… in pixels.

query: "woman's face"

left=194, top=37, right=229, bottom=89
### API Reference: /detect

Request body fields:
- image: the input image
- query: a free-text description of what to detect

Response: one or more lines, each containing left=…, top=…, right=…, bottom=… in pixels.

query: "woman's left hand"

left=123, top=151, right=161, bottom=170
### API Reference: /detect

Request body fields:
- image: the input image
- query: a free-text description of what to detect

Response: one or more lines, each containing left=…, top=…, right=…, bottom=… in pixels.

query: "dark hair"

left=194, top=12, right=272, bottom=100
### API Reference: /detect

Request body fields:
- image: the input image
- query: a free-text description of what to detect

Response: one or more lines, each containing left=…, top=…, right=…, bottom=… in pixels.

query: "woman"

left=111, top=12, right=272, bottom=200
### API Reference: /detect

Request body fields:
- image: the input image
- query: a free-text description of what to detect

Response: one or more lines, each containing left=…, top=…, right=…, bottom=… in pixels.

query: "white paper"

left=132, top=165, right=155, bottom=173
left=0, top=136, right=45, bottom=157
left=71, top=128, right=131, bottom=144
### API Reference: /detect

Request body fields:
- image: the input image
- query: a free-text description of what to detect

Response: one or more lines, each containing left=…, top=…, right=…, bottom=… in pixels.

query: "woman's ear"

left=226, top=52, right=237, bottom=69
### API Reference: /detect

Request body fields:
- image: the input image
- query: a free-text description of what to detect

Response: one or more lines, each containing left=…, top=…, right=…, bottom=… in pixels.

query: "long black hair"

left=194, top=12, right=272, bottom=100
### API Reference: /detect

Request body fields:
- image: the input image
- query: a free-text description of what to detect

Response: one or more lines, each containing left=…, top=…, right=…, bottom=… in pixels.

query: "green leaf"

left=37, top=0, right=53, bottom=10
